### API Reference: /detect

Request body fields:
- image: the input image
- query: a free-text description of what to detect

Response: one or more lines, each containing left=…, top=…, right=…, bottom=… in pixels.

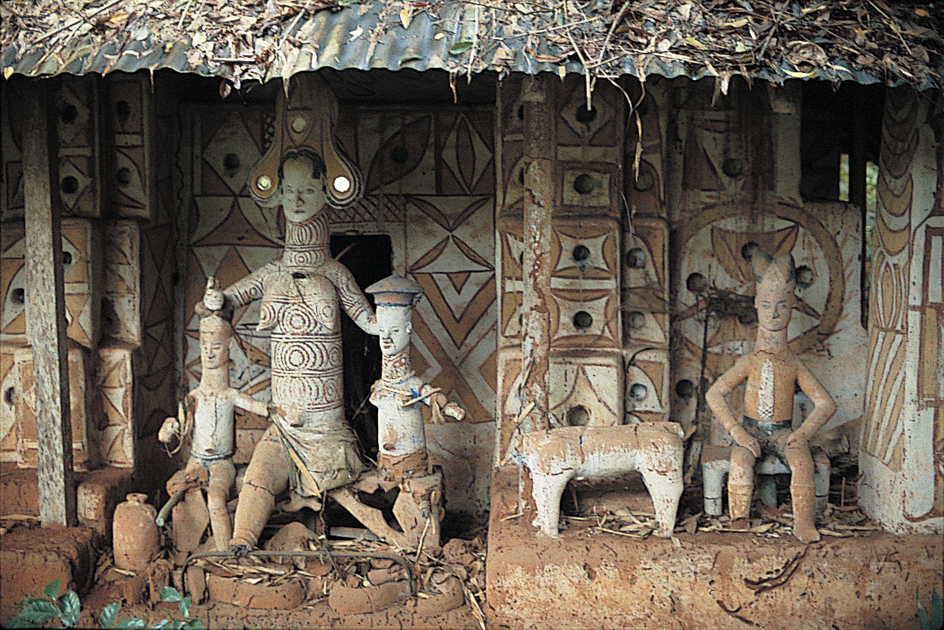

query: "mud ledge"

left=486, top=465, right=944, bottom=630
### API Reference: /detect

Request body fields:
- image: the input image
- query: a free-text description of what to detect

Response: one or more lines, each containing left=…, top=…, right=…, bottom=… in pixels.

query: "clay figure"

left=159, top=281, right=268, bottom=551
left=328, top=276, right=465, bottom=550
left=705, top=252, right=837, bottom=543
left=220, top=149, right=379, bottom=553
left=511, top=423, right=684, bottom=538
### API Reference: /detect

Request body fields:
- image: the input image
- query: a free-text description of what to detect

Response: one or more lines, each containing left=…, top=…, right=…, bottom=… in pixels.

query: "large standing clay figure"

left=705, top=252, right=837, bottom=543
left=158, top=280, right=268, bottom=551
left=222, top=148, right=378, bottom=553
left=328, top=276, right=464, bottom=550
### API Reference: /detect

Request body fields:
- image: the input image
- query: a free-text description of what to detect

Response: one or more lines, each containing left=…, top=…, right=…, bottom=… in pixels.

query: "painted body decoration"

left=223, top=151, right=378, bottom=553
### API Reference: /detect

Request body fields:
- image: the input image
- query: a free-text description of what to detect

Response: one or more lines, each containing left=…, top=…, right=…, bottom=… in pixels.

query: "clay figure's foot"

left=653, top=526, right=674, bottom=538
left=793, top=521, right=821, bottom=544
left=729, top=517, right=751, bottom=531
left=229, top=543, right=253, bottom=557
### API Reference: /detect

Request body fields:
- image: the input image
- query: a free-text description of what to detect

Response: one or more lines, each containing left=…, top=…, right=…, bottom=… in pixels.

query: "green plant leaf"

left=113, top=618, right=147, bottom=629
left=58, top=591, right=81, bottom=627
left=11, top=599, right=61, bottom=624
left=399, top=55, right=422, bottom=66
left=931, top=590, right=943, bottom=630
left=159, top=587, right=183, bottom=603
left=177, top=596, right=191, bottom=619
left=100, top=602, right=122, bottom=629
left=44, top=579, right=62, bottom=600
left=449, top=41, right=473, bottom=55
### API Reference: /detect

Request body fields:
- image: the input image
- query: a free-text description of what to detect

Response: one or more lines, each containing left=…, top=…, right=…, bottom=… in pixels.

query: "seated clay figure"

left=705, top=252, right=837, bottom=544
left=219, top=149, right=379, bottom=554
left=159, top=278, right=268, bottom=552
left=328, top=276, right=464, bottom=550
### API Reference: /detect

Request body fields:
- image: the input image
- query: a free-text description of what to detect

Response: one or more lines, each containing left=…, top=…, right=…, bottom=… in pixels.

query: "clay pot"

left=113, top=493, right=160, bottom=572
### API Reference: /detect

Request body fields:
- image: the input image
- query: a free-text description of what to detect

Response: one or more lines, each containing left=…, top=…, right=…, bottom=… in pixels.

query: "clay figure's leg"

left=530, top=470, right=572, bottom=537
left=728, top=445, right=756, bottom=528
left=230, top=427, right=289, bottom=553
left=784, top=442, right=820, bottom=544
left=639, top=461, right=683, bottom=538
left=207, top=460, right=236, bottom=552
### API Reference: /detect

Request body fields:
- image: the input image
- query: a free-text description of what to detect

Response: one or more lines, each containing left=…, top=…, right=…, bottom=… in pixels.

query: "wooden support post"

left=23, top=79, right=77, bottom=527
left=520, top=75, right=554, bottom=437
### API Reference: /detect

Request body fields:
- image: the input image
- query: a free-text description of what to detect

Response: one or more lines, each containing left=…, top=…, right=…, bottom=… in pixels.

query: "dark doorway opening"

left=331, top=233, right=392, bottom=464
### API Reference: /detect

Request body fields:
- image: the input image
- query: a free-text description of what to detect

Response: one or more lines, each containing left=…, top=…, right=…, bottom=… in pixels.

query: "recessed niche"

left=575, top=105, right=597, bottom=124
left=117, top=168, right=132, bottom=186
left=626, top=311, right=645, bottom=329
left=573, top=311, right=593, bottom=330
left=629, top=383, right=648, bottom=401
left=223, top=153, right=240, bottom=170
left=626, top=247, right=647, bottom=268
left=686, top=272, right=707, bottom=293
left=675, top=379, right=695, bottom=398
left=633, top=171, right=654, bottom=192
left=391, top=146, right=409, bottom=163
left=572, top=245, right=590, bottom=262
left=3, top=387, right=13, bottom=406
left=61, top=176, right=79, bottom=194
left=11, top=288, right=25, bottom=305
left=566, top=405, right=591, bottom=426
left=62, top=251, right=73, bottom=266
left=796, top=265, right=815, bottom=288
left=115, top=100, right=131, bottom=119
left=60, top=104, right=78, bottom=124
left=573, top=174, right=595, bottom=195
left=722, top=158, right=745, bottom=178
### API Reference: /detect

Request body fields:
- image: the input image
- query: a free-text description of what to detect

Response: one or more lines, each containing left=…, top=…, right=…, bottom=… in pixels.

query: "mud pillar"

left=23, top=80, right=77, bottom=527
left=514, top=75, right=556, bottom=517
left=859, top=88, right=943, bottom=534
left=520, top=75, right=554, bottom=437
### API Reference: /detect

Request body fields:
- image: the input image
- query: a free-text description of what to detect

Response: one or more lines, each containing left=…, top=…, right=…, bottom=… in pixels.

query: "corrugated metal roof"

left=2, top=0, right=941, bottom=91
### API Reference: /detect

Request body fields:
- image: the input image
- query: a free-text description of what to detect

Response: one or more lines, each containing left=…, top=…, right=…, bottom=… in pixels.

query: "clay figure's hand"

left=204, top=276, right=225, bottom=311
left=443, top=402, right=465, bottom=421
left=731, top=426, right=761, bottom=459
left=158, top=417, right=180, bottom=443
left=785, top=428, right=811, bottom=450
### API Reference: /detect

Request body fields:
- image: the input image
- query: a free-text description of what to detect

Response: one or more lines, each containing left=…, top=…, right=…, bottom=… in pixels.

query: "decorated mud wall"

left=0, top=74, right=178, bottom=485
left=178, top=98, right=496, bottom=512
left=859, top=88, right=944, bottom=533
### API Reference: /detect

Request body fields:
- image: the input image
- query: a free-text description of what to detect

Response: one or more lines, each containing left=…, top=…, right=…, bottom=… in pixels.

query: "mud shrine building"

left=1, top=1, right=942, bottom=627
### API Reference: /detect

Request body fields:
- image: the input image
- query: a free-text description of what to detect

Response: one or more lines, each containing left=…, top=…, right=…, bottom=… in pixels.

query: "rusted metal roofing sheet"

left=2, top=1, right=941, bottom=91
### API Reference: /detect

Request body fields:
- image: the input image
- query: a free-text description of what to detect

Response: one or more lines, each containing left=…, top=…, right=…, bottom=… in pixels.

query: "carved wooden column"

left=23, top=79, right=77, bottom=527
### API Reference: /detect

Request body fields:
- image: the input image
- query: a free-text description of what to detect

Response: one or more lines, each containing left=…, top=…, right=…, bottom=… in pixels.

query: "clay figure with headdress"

left=705, top=252, right=837, bottom=543
left=159, top=277, right=269, bottom=551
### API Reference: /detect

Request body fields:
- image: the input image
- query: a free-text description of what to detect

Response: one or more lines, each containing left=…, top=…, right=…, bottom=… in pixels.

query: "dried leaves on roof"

left=1, top=0, right=941, bottom=91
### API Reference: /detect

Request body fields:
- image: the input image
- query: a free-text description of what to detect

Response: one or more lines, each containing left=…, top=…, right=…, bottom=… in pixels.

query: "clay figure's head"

left=366, top=275, right=425, bottom=358
left=752, top=252, right=796, bottom=333
left=199, top=314, right=232, bottom=370
left=279, top=149, right=327, bottom=224
left=376, top=305, right=413, bottom=357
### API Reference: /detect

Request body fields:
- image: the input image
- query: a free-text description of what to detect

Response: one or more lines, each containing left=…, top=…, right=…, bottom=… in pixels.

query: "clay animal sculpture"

left=511, top=422, right=685, bottom=537
left=706, top=251, right=837, bottom=544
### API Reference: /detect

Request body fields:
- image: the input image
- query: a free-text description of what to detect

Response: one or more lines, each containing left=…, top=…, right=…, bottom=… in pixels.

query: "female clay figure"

left=159, top=282, right=268, bottom=551
left=705, top=252, right=836, bottom=543
left=221, top=148, right=378, bottom=553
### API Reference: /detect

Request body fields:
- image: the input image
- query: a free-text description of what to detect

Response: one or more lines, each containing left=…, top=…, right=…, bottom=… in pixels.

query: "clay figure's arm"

left=327, top=262, right=378, bottom=335
left=789, top=363, right=837, bottom=447
left=705, top=355, right=760, bottom=458
left=223, top=264, right=273, bottom=308
left=232, top=390, right=270, bottom=418
left=421, top=384, right=465, bottom=423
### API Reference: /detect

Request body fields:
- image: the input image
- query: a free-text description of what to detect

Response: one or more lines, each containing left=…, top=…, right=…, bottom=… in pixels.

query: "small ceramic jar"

left=113, top=493, right=159, bottom=572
